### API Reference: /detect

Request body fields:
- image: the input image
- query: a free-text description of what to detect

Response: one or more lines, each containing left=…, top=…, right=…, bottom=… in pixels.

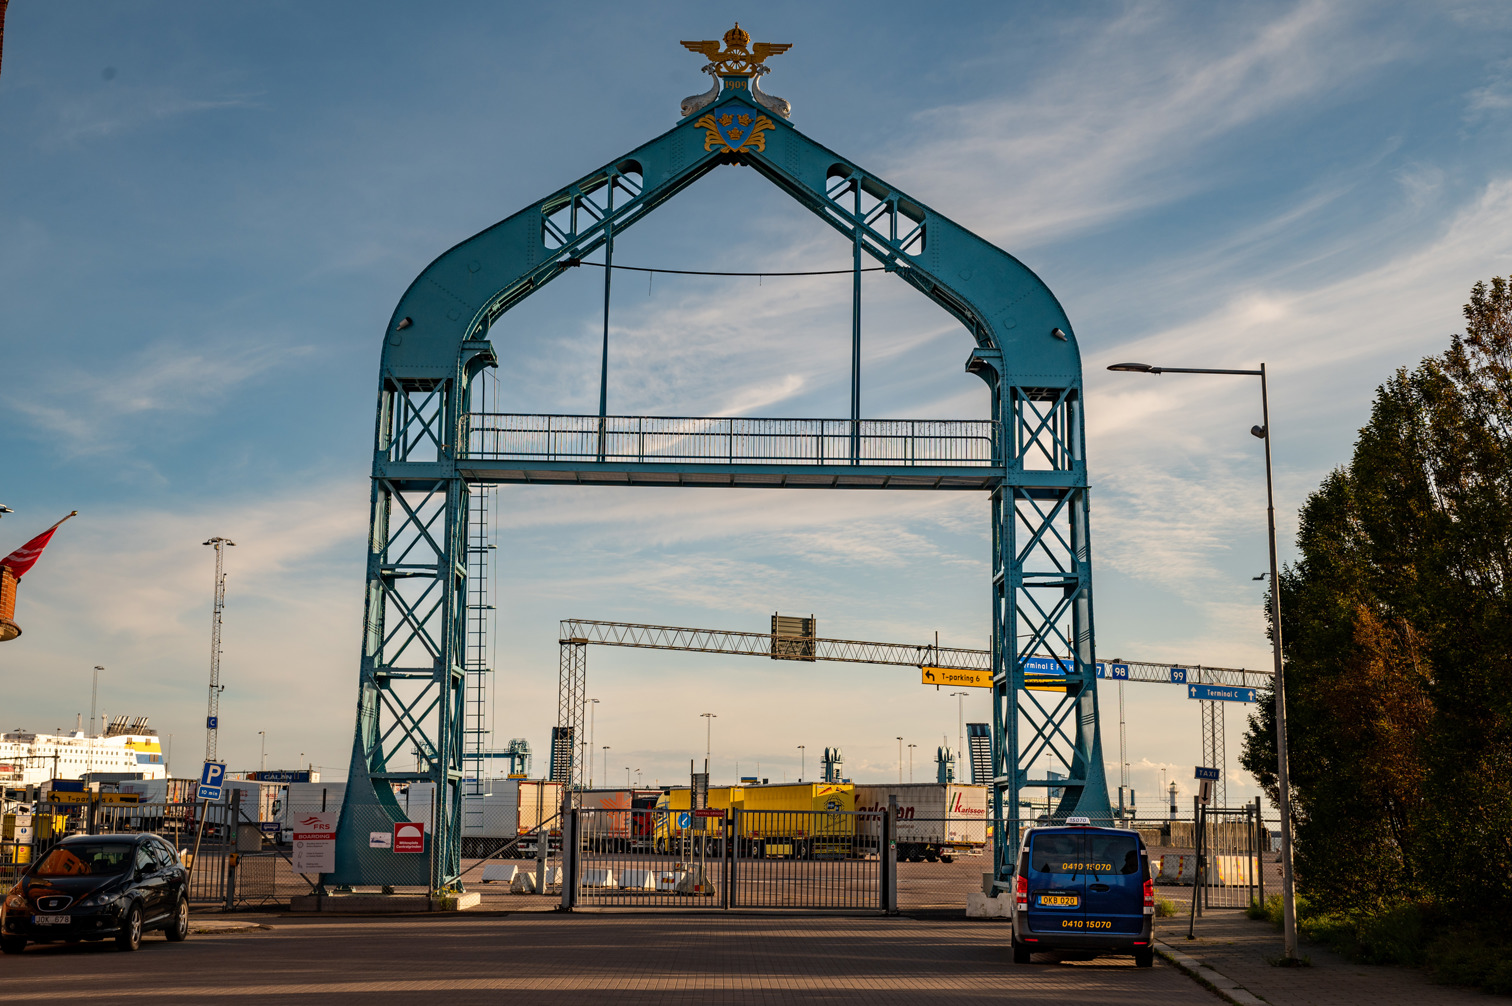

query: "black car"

left=1, top=834, right=190, bottom=952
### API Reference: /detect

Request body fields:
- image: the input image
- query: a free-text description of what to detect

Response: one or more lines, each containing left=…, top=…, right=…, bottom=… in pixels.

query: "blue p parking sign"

left=199, top=761, right=226, bottom=801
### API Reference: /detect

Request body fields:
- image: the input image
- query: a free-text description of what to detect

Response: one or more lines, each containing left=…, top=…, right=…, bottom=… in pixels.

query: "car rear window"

left=34, top=844, right=132, bottom=877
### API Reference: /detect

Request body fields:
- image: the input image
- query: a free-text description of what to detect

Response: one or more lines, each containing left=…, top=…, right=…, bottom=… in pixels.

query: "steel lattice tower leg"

left=553, top=640, right=586, bottom=796
left=1201, top=700, right=1226, bottom=807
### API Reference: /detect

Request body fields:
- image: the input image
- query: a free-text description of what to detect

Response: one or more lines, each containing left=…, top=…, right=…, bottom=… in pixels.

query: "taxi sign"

left=921, top=666, right=990, bottom=688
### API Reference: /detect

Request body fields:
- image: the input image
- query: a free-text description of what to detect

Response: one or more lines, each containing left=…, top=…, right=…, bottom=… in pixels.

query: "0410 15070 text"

left=1057, top=862, right=1114, bottom=872
left=1060, top=919, right=1113, bottom=929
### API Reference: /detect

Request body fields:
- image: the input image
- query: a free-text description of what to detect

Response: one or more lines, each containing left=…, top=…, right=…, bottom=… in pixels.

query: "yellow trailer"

left=653, top=786, right=743, bottom=853
left=735, top=783, right=858, bottom=859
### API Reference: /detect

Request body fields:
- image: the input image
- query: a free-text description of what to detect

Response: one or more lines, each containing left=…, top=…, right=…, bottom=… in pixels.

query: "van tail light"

left=1015, top=873, right=1029, bottom=911
left=1143, top=877, right=1155, bottom=915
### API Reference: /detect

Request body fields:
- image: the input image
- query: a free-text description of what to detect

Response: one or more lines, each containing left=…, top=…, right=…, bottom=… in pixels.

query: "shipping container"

left=852, top=783, right=988, bottom=862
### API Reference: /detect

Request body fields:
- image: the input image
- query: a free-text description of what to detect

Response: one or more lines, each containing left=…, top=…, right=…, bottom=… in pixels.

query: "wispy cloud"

left=5, top=337, right=311, bottom=456
left=43, top=87, right=261, bottom=148
left=883, top=1, right=1399, bottom=249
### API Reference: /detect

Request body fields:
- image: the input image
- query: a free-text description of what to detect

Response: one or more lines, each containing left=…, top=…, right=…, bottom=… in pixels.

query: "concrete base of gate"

left=289, top=892, right=481, bottom=913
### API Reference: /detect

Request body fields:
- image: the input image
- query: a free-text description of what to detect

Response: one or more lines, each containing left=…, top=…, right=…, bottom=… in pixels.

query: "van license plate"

left=35, top=915, right=70, bottom=925
left=1038, top=894, right=1078, bottom=908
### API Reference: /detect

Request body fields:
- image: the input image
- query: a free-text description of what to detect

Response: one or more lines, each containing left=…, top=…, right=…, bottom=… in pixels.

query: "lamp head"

left=1107, top=362, right=1159, bottom=374
left=1250, top=425, right=1267, bottom=439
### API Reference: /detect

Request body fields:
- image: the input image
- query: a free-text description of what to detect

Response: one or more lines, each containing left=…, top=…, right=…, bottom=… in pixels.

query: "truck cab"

left=1009, top=817, right=1154, bottom=967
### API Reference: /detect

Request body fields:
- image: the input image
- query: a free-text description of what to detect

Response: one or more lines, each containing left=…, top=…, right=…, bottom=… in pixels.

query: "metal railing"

left=463, top=414, right=999, bottom=468
left=567, top=808, right=889, bottom=911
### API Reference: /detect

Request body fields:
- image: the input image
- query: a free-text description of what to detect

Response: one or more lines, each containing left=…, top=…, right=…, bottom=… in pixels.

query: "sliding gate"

left=569, top=808, right=890, bottom=910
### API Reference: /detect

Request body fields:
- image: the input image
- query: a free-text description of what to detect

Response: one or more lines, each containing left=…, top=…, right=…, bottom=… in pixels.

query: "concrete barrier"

left=965, top=892, right=1011, bottom=918
left=581, top=868, right=616, bottom=888
left=481, top=863, right=517, bottom=883
left=619, top=869, right=656, bottom=890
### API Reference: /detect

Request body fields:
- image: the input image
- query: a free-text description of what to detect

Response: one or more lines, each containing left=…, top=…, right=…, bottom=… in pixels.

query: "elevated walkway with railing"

left=459, top=413, right=1003, bottom=489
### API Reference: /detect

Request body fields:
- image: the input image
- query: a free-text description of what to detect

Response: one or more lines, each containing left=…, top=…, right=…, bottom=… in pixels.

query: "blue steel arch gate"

left=328, top=47, right=1111, bottom=894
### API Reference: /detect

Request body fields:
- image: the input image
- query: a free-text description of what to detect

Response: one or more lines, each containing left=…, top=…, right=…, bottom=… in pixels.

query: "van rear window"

left=1031, top=832, right=1141, bottom=874
left=1030, top=834, right=1081, bottom=873
left=1087, top=834, right=1141, bottom=875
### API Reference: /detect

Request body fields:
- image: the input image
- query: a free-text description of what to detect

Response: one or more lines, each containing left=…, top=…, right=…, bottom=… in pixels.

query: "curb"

left=1155, top=940, right=1267, bottom=1006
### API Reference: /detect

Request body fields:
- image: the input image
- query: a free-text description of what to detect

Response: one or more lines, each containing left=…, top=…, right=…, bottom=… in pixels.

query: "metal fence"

left=1140, top=799, right=1278, bottom=924
left=463, top=414, right=999, bottom=468
left=567, top=808, right=889, bottom=911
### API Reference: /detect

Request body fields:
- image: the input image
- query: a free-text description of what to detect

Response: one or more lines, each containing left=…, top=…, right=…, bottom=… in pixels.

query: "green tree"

left=1241, top=275, right=1512, bottom=920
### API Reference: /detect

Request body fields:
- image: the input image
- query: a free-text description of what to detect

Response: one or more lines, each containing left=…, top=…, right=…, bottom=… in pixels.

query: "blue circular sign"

left=677, top=812, right=691, bottom=829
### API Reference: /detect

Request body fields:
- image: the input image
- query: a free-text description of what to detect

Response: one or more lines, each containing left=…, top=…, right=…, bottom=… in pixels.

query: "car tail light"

left=1015, top=873, right=1028, bottom=911
left=1143, top=877, right=1155, bottom=915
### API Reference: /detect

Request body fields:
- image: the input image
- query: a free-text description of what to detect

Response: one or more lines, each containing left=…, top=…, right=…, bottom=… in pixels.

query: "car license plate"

left=1038, top=894, right=1078, bottom=908
left=34, top=915, right=71, bottom=925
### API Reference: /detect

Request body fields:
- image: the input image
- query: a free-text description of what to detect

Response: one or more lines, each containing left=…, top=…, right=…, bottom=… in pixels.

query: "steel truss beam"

left=560, top=617, right=1265, bottom=685
left=333, top=74, right=1118, bottom=894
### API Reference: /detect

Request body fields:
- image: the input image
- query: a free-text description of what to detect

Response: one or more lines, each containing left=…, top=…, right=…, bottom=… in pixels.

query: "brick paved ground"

left=5, top=912, right=1212, bottom=1006
left=1155, top=906, right=1500, bottom=1005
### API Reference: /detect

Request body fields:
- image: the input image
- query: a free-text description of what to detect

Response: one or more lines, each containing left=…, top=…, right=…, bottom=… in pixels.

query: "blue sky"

left=3, top=2, right=1510, bottom=807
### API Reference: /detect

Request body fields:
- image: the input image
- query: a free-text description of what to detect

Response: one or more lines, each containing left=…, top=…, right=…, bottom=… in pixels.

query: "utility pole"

left=258, top=730, right=266, bottom=773
left=202, top=537, right=235, bottom=762
left=908, top=743, right=916, bottom=783
left=896, top=737, right=903, bottom=783
left=797, top=744, right=805, bottom=781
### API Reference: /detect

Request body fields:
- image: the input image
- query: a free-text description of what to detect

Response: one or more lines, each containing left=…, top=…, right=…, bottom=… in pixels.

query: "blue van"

left=1009, top=818, right=1154, bottom=966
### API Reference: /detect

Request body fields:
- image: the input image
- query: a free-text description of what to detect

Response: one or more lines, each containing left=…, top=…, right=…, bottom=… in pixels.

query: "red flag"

left=1, top=512, right=77, bottom=579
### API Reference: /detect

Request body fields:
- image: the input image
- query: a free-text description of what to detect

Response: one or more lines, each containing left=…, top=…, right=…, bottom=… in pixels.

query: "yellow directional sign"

left=46, top=791, right=90, bottom=804
left=43, top=792, right=141, bottom=805
left=921, top=666, right=991, bottom=688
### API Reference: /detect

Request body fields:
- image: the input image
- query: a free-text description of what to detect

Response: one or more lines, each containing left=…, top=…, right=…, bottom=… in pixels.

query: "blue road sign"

left=1194, top=766, right=1221, bottom=781
left=199, top=761, right=226, bottom=801
left=207, top=715, right=218, bottom=730
left=677, top=812, right=691, bottom=829
left=1094, top=662, right=1129, bottom=680
left=1187, top=683, right=1258, bottom=703
left=1169, top=668, right=1188, bottom=683
left=1022, top=656, right=1072, bottom=675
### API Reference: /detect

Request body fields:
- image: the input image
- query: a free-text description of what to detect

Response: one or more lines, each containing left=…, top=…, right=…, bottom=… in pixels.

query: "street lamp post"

left=258, top=730, right=266, bottom=773
left=896, top=737, right=903, bottom=783
left=907, top=743, right=917, bottom=783
left=587, top=699, right=600, bottom=788
left=602, top=746, right=609, bottom=787
left=1107, top=360, right=1298, bottom=960
left=701, top=712, right=716, bottom=767
left=88, top=665, right=104, bottom=777
left=797, top=744, right=805, bottom=781
left=950, top=691, right=968, bottom=764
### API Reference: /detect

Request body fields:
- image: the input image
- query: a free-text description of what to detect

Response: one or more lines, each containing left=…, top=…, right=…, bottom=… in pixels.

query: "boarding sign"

left=291, top=812, right=338, bottom=873
left=198, top=761, right=226, bottom=801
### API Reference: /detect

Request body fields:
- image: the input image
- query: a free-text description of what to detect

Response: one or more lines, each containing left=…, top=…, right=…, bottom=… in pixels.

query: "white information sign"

left=291, top=812, right=338, bottom=873
left=369, top=831, right=392, bottom=849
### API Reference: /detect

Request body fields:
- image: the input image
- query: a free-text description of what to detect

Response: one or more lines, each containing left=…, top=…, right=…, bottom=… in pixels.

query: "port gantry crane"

left=332, top=25, right=1120, bottom=895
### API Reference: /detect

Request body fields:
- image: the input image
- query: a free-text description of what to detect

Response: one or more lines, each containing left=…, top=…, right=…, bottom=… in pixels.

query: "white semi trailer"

left=853, top=783, right=989, bottom=863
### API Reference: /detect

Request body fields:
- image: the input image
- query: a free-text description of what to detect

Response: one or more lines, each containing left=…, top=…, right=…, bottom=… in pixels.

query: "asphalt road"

left=3, top=911, right=1213, bottom=1005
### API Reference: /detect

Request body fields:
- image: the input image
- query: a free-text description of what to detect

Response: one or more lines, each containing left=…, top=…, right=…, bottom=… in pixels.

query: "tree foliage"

left=1241, top=275, right=1512, bottom=919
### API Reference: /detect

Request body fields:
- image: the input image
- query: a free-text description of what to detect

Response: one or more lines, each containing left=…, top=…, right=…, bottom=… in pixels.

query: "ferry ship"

left=0, top=716, right=167, bottom=785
